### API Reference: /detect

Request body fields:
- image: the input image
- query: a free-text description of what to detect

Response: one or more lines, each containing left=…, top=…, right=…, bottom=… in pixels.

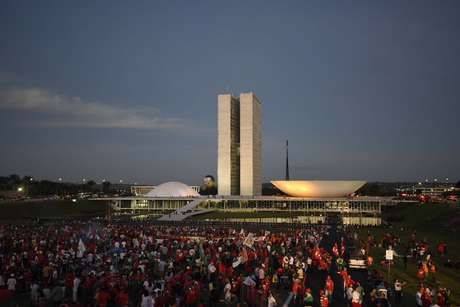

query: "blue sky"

left=0, top=1, right=459, bottom=184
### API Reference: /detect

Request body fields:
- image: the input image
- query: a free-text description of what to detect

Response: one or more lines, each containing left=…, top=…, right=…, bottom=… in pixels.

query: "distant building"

left=131, top=184, right=200, bottom=196
left=217, top=92, right=261, bottom=196
left=131, top=185, right=156, bottom=196
left=397, top=184, right=456, bottom=197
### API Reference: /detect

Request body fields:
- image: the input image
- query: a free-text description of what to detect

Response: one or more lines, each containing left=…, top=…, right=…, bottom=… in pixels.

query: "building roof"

left=271, top=180, right=366, bottom=198
left=145, top=181, right=200, bottom=198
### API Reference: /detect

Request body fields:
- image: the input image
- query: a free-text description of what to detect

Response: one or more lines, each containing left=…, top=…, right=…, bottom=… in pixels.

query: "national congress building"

left=99, top=91, right=399, bottom=225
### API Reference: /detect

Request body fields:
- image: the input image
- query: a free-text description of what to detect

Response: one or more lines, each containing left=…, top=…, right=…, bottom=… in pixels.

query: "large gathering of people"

left=0, top=220, right=456, bottom=306
left=356, top=228, right=455, bottom=307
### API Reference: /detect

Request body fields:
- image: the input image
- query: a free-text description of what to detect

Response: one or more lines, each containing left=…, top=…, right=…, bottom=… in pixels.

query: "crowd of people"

left=0, top=220, right=343, bottom=306
left=355, top=228, right=455, bottom=307
left=0, top=220, right=456, bottom=306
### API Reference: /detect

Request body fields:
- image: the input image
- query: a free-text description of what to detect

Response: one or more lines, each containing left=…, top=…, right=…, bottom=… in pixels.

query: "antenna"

left=285, top=140, right=290, bottom=180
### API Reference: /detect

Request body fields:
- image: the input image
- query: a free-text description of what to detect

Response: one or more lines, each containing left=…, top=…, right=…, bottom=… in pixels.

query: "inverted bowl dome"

left=271, top=180, right=366, bottom=198
left=145, top=181, right=200, bottom=197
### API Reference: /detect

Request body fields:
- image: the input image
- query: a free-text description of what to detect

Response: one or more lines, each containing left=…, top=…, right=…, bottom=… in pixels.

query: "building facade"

left=239, top=93, right=262, bottom=196
left=217, top=94, right=240, bottom=195
left=217, top=92, right=261, bottom=196
left=131, top=185, right=200, bottom=196
left=106, top=196, right=389, bottom=226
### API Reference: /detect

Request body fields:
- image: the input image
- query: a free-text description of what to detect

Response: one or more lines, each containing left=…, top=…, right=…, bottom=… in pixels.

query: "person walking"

left=352, top=286, right=361, bottom=307
left=416, top=287, right=423, bottom=307
left=303, top=288, right=313, bottom=307
left=267, top=292, right=277, bottom=307
left=320, top=289, right=329, bottom=307
left=394, top=279, right=405, bottom=306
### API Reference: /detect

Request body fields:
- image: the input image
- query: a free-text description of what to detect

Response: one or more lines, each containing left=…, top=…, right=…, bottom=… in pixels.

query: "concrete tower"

left=217, top=94, right=240, bottom=195
left=217, top=92, right=262, bottom=196
left=239, top=92, right=262, bottom=196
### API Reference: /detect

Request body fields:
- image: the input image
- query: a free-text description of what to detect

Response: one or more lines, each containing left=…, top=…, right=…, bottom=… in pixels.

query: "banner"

left=243, top=233, right=255, bottom=248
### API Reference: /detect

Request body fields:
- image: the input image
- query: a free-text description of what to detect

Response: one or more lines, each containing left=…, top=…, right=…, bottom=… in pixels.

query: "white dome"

left=145, top=181, right=200, bottom=198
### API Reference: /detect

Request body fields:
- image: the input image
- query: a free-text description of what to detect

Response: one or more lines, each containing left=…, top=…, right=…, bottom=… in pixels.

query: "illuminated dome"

left=271, top=180, right=366, bottom=198
left=145, top=182, right=200, bottom=197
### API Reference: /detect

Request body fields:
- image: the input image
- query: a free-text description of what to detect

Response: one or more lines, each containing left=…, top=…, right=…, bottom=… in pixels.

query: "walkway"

left=282, top=224, right=371, bottom=306
left=157, top=198, right=210, bottom=221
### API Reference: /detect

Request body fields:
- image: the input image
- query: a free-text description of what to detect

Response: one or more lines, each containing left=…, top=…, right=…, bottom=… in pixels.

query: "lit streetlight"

left=17, top=187, right=24, bottom=192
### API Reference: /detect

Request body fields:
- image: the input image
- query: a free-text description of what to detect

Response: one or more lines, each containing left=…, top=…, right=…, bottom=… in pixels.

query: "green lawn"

left=0, top=199, right=107, bottom=221
left=191, top=210, right=317, bottom=220
left=356, top=203, right=460, bottom=305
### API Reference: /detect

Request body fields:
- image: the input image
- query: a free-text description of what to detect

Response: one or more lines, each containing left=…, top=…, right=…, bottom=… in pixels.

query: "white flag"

left=77, top=239, right=86, bottom=258
left=243, top=233, right=255, bottom=248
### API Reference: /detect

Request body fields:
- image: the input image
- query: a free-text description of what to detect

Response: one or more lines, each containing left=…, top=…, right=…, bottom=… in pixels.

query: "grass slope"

left=0, top=199, right=107, bottom=221
left=357, top=203, right=460, bottom=305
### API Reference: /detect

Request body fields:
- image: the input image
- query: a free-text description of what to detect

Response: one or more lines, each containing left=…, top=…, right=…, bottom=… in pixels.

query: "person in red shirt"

left=417, top=267, right=425, bottom=281
left=95, top=287, right=111, bottom=307
left=367, top=256, right=374, bottom=267
left=422, top=287, right=433, bottom=307
left=325, top=275, right=334, bottom=303
left=332, top=243, right=339, bottom=257
left=116, top=288, right=129, bottom=307
left=320, top=289, right=329, bottom=307
left=185, top=285, right=198, bottom=305
left=437, top=242, right=447, bottom=256
left=291, top=278, right=302, bottom=304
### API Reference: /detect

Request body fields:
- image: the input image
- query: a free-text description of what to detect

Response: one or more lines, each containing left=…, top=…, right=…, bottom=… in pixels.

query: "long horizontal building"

left=92, top=181, right=402, bottom=226
left=99, top=184, right=397, bottom=226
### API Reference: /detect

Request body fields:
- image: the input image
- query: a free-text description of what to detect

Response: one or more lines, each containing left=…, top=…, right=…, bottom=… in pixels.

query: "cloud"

left=0, top=87, right=184, bottom=130
left=0, top=72, right=17, bottom=84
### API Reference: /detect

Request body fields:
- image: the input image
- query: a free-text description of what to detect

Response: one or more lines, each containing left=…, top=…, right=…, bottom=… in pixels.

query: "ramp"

left=157, top=198, right=207, bottom=221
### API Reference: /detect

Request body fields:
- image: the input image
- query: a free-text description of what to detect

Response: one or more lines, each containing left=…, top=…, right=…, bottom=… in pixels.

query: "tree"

left=102, top=181, right=111, bottom=194
left=86, top=180, right=97, bottom=192
left=8, top=174, right=20, bottom=182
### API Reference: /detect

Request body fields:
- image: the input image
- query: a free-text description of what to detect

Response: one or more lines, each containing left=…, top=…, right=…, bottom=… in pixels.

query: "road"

left=285, top=223, right=372, bottom=307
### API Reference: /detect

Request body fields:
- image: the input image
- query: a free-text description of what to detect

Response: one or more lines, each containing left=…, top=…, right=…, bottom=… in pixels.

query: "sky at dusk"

left=0, top=1, right=459, bottom=185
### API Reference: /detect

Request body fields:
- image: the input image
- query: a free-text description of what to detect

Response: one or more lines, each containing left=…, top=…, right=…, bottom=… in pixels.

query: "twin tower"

left=217, top=93, right=262, bottom=196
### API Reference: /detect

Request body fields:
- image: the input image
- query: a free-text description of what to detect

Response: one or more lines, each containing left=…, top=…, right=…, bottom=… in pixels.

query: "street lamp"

left=17, top=187, right=24, bottom=192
